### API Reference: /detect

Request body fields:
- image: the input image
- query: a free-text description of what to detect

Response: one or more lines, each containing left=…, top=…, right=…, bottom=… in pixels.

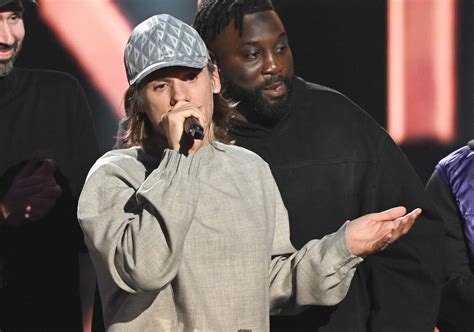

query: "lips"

left=0, top=44, right=15, bottom=60
left=0, top=49, right=14, bottom=60
left=261, top=80, right=287, bottom=99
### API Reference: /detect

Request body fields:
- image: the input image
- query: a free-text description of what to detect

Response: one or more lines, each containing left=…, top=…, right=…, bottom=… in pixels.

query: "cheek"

left=144, top=107, right=168, bottom=137
left=282, top=53, right=294, bottom=76
left=198, top=91, right=215, bottom=125
left=143, top=96, right=167, bottom=127
left=222, top=59, right=260, bottom=88
left=13, top=25, right=25, bottom=43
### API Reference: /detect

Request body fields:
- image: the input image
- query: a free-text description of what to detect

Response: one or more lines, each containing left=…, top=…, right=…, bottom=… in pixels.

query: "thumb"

left=34, top=159, right=57, bottom=177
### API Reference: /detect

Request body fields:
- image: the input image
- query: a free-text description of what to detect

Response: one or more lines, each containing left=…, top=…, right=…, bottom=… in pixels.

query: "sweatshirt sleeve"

left=78, top=149, right=202, bottom=293
left=267, top=167, right=363, bottom=314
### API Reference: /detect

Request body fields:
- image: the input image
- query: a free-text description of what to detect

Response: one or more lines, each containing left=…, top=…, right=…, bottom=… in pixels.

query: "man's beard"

left=223, top=75, right=293, bottom=127
left=0, top=41, right=22, bottom=77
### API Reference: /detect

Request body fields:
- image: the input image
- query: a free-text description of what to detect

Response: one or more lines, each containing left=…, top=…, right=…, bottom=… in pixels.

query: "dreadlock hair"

left=121, top=62, right=233, bottom=150
left=193, top=0, right=274, bottom=46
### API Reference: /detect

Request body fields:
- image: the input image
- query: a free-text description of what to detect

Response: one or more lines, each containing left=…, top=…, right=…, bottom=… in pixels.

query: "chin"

left=262, top=95, right=288, bottom=106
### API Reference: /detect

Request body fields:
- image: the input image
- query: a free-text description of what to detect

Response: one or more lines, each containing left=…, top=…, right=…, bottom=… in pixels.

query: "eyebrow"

left=241, top=32, right=288, bottom=46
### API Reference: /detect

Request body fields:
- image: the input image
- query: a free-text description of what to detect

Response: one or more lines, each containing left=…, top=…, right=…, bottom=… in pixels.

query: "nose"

left=262, top=52, right=283, bottom=76
left=169, top=81, right=190, bottom=106
left=0, top=22, right=15, bottom=45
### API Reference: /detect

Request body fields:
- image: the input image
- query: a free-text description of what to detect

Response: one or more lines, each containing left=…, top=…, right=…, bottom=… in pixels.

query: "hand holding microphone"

left=160, top=101, right=208, bottom=153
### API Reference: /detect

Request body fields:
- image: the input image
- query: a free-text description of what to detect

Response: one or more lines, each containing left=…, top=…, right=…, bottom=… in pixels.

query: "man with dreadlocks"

left=192, top=0, right=443, bottom=331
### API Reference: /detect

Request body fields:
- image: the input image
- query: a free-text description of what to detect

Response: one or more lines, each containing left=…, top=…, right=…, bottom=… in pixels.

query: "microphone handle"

left=183, top=117, right=204, bottom=140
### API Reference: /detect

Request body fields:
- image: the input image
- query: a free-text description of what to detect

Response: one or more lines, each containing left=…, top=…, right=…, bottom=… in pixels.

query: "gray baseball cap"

left=124, top=14, right=210, bottom=86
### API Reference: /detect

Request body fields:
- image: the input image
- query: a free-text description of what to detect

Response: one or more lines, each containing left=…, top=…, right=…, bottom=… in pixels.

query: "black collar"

left=0, top=68, right=19, bottom=101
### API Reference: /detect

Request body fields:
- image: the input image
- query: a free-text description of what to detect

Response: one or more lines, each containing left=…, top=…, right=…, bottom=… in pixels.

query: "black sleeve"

left=67, top=78, right=100, bottom=253
left=426, top=170, right=474, bottom=331
left=364, top=134, right=444, bottom=331
left=70, top=78, right=100, bottom=198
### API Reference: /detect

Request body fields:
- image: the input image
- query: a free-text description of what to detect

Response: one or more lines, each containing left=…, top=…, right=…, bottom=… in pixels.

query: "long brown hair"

left=121, top=63, right=233, bottom=149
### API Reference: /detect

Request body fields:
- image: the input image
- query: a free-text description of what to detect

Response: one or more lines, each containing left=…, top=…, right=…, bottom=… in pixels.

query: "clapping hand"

left=0, top=158, right=62, bottom=226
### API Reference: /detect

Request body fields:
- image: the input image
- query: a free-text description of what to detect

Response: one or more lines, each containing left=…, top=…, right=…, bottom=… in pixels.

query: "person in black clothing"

left=426, top=140, right=474, bottom=331
left=191, top=0, right=444, bottom=331
left=0, top=0, right=99, bottom=330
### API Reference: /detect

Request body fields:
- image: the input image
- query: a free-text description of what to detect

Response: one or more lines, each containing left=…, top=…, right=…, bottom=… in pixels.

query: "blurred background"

left=16, top=0, right=473, bottom=184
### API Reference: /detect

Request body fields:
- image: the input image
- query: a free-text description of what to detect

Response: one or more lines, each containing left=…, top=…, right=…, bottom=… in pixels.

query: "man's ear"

left=210, top=64, right=222, bottom=94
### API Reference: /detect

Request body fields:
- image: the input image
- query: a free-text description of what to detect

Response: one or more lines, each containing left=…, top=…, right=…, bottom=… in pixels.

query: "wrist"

left=346, top=220, right=365, bottom=257
left=0, top=202, right=23, bottom=227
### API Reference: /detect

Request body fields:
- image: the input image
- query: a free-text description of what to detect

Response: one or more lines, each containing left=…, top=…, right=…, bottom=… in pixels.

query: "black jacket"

left=229, top=76, right=444, bottom=332
left=0, top=68, right=99, bottom=329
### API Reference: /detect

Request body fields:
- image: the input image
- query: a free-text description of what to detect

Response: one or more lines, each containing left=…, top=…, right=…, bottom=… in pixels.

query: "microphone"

left=183, top=117, right=204, bottom=140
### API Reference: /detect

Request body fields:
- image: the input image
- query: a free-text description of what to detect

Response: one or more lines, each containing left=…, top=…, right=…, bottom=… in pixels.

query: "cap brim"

left=129, top=56, right=209, bottom=85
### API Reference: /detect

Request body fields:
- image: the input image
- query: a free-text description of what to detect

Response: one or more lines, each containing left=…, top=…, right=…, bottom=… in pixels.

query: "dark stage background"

left=15, top=0, right=474, bottom=184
